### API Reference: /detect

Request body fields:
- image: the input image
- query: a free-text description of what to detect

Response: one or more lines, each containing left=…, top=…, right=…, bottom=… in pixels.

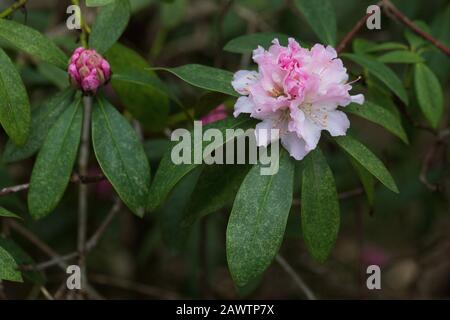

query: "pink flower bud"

left=68, top=47, right=111, bottom=94
left=201, top=104, right=228, bottom=125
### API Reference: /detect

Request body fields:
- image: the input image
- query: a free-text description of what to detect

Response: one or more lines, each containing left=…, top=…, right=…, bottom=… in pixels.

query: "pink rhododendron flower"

left=68, top=47, right=111, bottom=94
left=232, top=38, right=364, bottom=160
left=201, top=104, right=228, bottom=125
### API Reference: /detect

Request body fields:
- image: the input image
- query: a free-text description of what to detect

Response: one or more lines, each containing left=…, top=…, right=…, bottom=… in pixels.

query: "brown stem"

left=382, top=0, right=450, bottom=57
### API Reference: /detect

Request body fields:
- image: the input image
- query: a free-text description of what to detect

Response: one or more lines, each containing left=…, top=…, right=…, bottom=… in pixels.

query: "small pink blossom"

left=232, top=38, right=364, bottom=160
left=201, top=104, right=228, bottom=125
left=68, top=47, right=111, bottom=94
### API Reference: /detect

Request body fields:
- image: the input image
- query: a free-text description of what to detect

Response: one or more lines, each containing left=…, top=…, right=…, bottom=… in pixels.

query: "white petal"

left=255, top=119, right=275, bottom=147
left=325, top=110, right=350, bottom=136
left=351, top=94, right=365, bottom=105
left=281, top=132, right=309, bottom=160
left=231, top=70, right=259, bottom=95
left=298, top=117, right=322, bottom=152
left=233, top=96, right=255, bottom=117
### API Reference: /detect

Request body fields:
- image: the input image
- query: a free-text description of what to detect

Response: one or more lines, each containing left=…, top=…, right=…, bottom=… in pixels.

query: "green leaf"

left=365, top=42, right=409, bottom=53
left=227, top=149, right=294, bottom=287
left=2, top=89, right=75, bottom=163
left=301, top=148, right=339, bottom=262
left=345, top=101, right=408, bottom=144
left=86, top=0, right=115, bottom=6
left=343, top=53, right=409, bottom=105
left=414, top=63, right=444, bottom=128
left=293, top=0, right=337, bottom=45
left=147, top=116, right=255, bottom=211
left=224, top=32, right=290, bottom=54
left=28, top=98, right=83, bottom=219
left=0, top=19, right=68, bottom=69
left=0, top=237, right=44, bottom=284
left=405, top=21, right=431, bottom=51
left=334, top=135, right=399, bottom=193
left=349, top=158, right=374, bottom=205
left=161, top=0, right=186, bottom=29
left=0, top=207, right=21, bottom=219
left=182, top=164, right=251, bottom=227
left=92, top=97, right=151, bottom=216
left=0, top=48, right=30, bottom=146
left=89, top=0, right=131, bottom=54
left=152, top=64, right=237, bottom=97
left=377, top=50, right=424, bottom=64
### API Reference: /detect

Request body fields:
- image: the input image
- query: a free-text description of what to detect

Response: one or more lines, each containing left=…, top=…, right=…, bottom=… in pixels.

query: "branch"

left=0, top=0, right=27, bottom=19
left=275, top=254, right=317, bottom=300
left=0, top=174, right=105, bottom=197
left=382, top=0, right=450, bottom=58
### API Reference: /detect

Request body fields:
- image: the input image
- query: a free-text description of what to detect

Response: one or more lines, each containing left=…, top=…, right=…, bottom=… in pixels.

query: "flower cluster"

left=68, top=47, right=111, bottom=94
left=232, top=38, right=364, bottom=160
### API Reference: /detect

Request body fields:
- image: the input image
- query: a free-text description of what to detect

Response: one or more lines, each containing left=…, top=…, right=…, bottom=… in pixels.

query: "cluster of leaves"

left=0, top=0, right=447, bottom=289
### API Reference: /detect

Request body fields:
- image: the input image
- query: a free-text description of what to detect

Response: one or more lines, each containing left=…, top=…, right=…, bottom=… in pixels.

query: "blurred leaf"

left=366, top=42, right=409, bottom=53
left=86, top=0, right=115, bottom=6
left=343, top=53, right=409, bottom=105
left=334, top=135, right=399, bottom=193
left=28, top=98, right=82, bottom=219
left=152, top=64, right=237, bottom=97
left=293, top=0, right=337, bottom=45
left=0, top=237, right=44, bottom=284
left=0, top=19, right=68, bottom=69
left=405, top=21, right=431, bottom=51
left=161, top=0, right=186, bottom=29
left=147, top=116, right=255, bottom=211
left=227, top=149, right=294, bottom=287
left=89, top=0, right=131, bottom=54
left=182, top=164, right=251, bottom=227
left=195, top=92, right=228, bottom=118
left=37, top=62, right=69, bottom=90
left=224, top=32, right=290, bottom=54
left=377, top=50, right=423, bottom=64
left=345, top=101, right=408, bottom=143
left=2, top=89, right=75, bottom=164
left=0, top=207, right=21, bottom=219
left=414, top=63, right=443, bottom=128
left=301, top=148, right=339, bottom=262
left=92, top=97, right=151, bottom=216
left=143, top=139, right=170, bottom=162
left=0, top=48, right=30, bottom=146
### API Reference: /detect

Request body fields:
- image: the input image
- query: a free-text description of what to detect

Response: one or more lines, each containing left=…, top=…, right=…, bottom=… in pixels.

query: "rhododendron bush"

left=0, top=0, right=449, bottom=300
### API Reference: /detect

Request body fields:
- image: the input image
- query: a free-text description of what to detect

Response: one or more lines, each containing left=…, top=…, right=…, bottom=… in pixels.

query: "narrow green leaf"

left=0, top=48, right=30, bottom=146
left=224, top=32, right=290, bottom=54
left=89, top=0, right=131, bottom=54
left=345, top=101, right=408, bottom=144
left=92, top=97, right=151, bottom=216
left=147, top=116, right=255, bottom=211
left=152, top=64, right=237, bottom=97
left=343, top=53, right=409, bottom=105
left=0, top=19, right=68, bottom=69
left=28, top=98, right=83, bottom=219
left=227, top=149, right=294, bottom=287
left=414, top=63, right=444, bottom=128
left=301, top=148, right=339, bottom=262
left=334, top=135, right=399, bottom=193
left=182, top=164, right=251, bottom=227
left=86, top=0, right=115, bottom=6
left=293, top=0, right=337, bottom=45
left=349, top=158, right=374, bottom=205
left=377, top=50, right=424, bottom=64
left=0, top=237, right=44, bottom=284
left=2, top=89, right=75, bottom=163
left=405, top=21, right=431, bottom=50
left=0, top=207, right=21, bottom=219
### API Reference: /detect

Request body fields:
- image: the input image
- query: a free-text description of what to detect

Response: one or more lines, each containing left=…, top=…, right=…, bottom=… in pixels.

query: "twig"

left=338, top=187, right=364, bottom=200
left=77, top=96, right=93, bottom=294
left=89, top=273, right=180, bottom=299
left=275, top=254, right=316, bottom=300
left=382, top=0, right=450, bottom=57
left=70, top=0, right=89, bottom=47
left=0, top=174, right=105, bottom=197
left=0, top=0, right=27, bottom=19
left=40, top=286, right=54, bottom=300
